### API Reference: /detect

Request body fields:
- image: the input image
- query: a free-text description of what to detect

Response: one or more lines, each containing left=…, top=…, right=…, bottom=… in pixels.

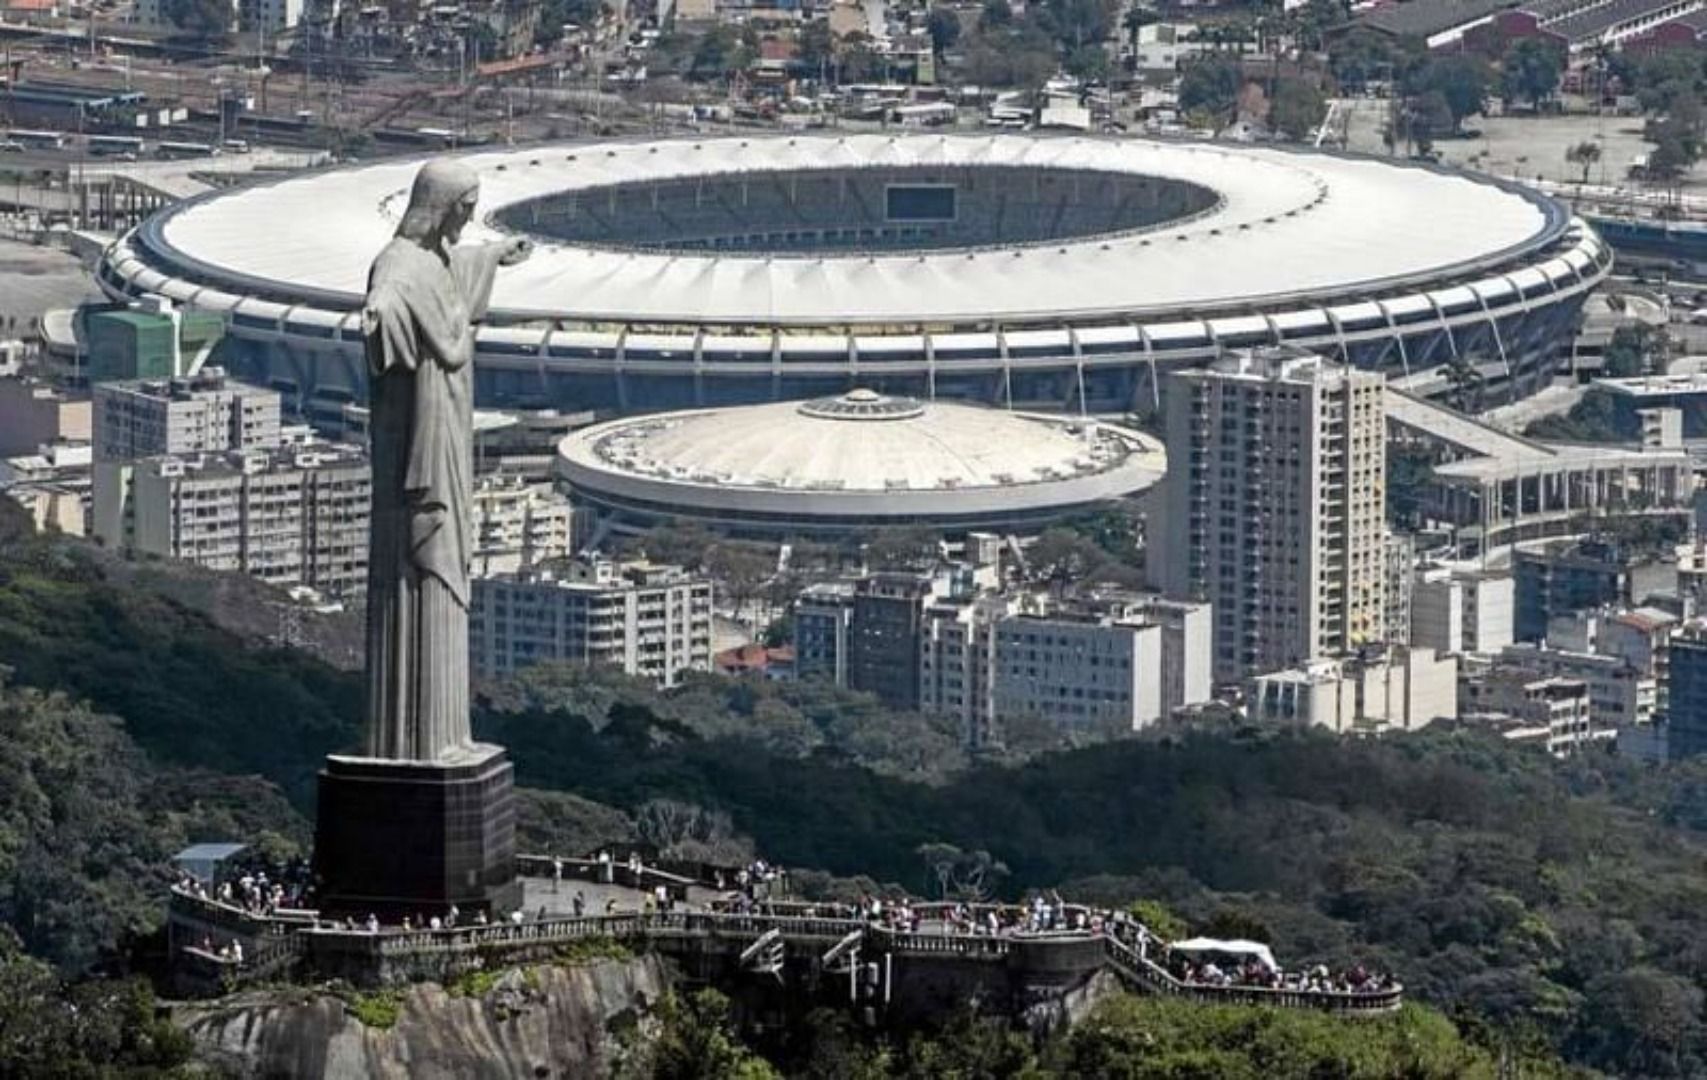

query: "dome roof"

left=587, top=391, right=1136, bottom=492
left=557, top=392, right=1166, bottom=534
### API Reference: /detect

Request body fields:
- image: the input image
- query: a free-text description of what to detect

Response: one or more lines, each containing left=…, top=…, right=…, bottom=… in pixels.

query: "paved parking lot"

left=1339, top=98, right=1703, bottom=195
left=0, top=238, right=100, bottom=331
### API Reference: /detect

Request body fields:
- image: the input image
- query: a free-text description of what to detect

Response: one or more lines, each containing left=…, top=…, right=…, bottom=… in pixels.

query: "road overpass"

left=1385, top=386, right=1693, bottom=556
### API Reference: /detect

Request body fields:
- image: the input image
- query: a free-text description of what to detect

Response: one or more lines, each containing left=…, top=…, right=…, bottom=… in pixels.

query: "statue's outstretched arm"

left=453, top=238, right=532, bottom=325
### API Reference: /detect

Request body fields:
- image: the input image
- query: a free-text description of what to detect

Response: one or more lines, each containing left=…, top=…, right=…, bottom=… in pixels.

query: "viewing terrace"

left=166, top=855, right=1403, bottom=1021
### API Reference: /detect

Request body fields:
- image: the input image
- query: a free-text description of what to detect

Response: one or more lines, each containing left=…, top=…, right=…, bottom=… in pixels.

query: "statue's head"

left=396, top=160, right=479, bottom=248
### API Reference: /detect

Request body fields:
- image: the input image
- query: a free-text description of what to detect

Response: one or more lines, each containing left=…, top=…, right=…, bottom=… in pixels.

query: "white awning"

left=1170, top=937, right=1279, bottom=971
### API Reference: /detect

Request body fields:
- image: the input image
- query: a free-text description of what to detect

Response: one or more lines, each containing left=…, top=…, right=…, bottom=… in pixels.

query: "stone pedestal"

left=314, top=743, right=520, bottom=921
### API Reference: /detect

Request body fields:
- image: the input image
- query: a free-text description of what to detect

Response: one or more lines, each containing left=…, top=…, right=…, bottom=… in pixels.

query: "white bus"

left=156, top=140, right=218, bottom=159
left=890, top=102, right=957, bottom=127
left=6, top=129, right=68, bottom=150
left=89, top=134, right=145, bottom=156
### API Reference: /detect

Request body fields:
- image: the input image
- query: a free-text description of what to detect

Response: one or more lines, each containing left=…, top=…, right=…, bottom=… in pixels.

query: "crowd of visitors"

left=175, top=854, right=313, bottom=918
left=715, top=893, right=1157, bottom=947
left=1163, top=953, right=1396, bottom=996
left=736, top=859, right=784, bottom=899
left=189, top=934, right=244, bottom=964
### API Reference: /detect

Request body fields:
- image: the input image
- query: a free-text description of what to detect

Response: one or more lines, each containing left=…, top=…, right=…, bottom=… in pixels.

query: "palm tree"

left=1123, top=5, right=1156, bottom=51
left=1590, top=41, right=1614, bottom=110
left=1444, top=354, right=1484, bottom=414
left=1565, top=140, right=1602, bottom=189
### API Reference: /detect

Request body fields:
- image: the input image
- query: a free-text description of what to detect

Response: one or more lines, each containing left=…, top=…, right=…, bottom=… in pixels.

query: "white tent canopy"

left=1169, top=937, right=1279, bottom=972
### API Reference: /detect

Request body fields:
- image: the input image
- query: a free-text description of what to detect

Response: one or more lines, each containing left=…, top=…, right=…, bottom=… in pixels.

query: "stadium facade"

left=97, top=133, right=1611, bottom=419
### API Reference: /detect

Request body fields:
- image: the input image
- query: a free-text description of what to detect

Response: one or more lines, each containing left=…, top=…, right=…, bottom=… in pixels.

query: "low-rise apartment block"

left=1461, top=669, right=1607, bottom=757
left=100, top=444, right=370, bottom=595
left=93, top=368, right=280, bottom=463
left=992, top=613, right=1163, bottom=735
left=470, top=558, right=714, bottom=688
left=1247, top=645, right=1457, bottom=734
left=472, top=474, right=587, bottom=576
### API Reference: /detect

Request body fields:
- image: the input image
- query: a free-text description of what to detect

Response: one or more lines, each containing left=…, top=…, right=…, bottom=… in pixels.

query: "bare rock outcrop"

left=175, top=955, right=668, bottom=1079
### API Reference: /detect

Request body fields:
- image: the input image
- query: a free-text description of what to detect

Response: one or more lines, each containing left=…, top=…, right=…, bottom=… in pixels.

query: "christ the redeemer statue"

left=361, top=160, right=530, bottom=761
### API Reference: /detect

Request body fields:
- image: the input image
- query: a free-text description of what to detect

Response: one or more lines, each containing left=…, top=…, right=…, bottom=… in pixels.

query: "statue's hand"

left=498, top=237, right=533, bottom=267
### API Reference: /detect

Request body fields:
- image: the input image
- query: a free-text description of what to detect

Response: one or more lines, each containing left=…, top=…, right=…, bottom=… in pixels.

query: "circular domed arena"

left=97, top=133, right=1609, bottom=419
left=556, top=389, right=1165, bottom=536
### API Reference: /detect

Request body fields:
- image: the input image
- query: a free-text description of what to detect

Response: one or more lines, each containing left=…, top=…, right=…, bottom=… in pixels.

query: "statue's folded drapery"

left=362, top=227, right=504, bottom=762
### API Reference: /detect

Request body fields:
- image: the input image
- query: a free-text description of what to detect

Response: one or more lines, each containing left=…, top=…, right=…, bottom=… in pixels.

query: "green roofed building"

left=85, top=308, right=225, bottom=384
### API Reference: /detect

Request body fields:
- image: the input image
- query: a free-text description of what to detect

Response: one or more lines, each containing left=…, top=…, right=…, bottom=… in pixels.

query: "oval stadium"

left=96, top=132, right=1611, bottom=418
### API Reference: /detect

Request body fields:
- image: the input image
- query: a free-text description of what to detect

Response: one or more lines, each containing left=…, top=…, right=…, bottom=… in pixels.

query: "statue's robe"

left=362, top=235, right=503, bottom=761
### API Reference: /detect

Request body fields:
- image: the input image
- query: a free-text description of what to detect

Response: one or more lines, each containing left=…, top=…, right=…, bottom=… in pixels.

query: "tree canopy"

left=1178, top=56, right=1243, bottom=122
left=1501, top=38, right=1564, bottom=109
left=160, top=0, right=230, bottom=38
left=760, top=997, right=1574, bottom=1078
left=1269, top=77, right=1327, bottom=142
left=925, top=7, right=961, bottom=54
left=1408, top=55, right=1488, bottom=133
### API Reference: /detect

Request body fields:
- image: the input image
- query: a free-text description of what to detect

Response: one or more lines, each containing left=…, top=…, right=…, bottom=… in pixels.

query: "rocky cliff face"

left=175, top=956, right=669, bottom=1080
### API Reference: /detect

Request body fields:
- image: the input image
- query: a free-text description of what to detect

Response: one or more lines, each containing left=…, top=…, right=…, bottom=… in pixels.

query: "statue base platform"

left=314, top=743, right=521, bottom=921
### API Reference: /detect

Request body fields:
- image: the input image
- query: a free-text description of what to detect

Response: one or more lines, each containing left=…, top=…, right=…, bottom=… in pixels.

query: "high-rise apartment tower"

left=1155, top=350, right=1387, bottom=683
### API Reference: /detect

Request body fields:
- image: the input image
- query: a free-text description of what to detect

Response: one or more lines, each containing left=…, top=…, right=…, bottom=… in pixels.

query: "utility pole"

left=300, top=12, right=309, bottom=111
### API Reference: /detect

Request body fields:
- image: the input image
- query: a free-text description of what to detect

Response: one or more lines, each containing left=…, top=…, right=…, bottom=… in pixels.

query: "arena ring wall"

left=96, top=132, right=1611, bottom=418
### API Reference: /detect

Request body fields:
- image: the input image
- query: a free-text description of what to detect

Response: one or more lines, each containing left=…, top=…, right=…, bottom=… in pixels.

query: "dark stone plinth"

left=314, top=743, right=520, bottom=920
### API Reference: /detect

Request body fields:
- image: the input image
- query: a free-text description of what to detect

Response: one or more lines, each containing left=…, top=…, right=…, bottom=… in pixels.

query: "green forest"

left=1, top=510, right=1706, bottom=1075
left=624, top=989, right=1578, bottom=1078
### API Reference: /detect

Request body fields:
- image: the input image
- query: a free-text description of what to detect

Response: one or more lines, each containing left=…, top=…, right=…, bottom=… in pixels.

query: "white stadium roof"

left=146, top=133, right=1559, bottom=328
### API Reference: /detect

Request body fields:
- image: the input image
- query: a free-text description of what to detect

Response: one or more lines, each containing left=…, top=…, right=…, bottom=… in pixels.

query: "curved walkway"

left=168, top=887, right=1402, bottom=1014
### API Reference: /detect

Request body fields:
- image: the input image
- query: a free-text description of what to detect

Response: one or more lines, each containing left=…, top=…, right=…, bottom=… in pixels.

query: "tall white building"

left=1156, top=349, right=1387, bottom=683
left=92, top=369, right=280, bottom=463
left=469, top=558, right=714, bottom=688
